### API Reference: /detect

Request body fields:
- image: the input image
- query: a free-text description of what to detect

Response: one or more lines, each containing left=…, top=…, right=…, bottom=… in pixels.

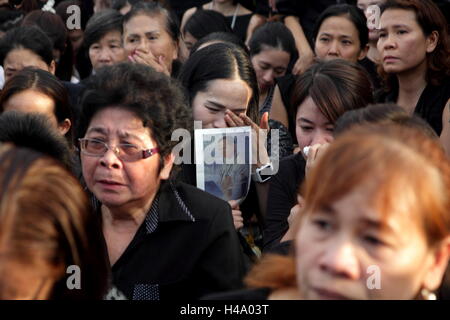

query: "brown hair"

left=0, top=67, right=73, bottom=142
left=21, top=10, right=67, bottom=54
left=0, top=144, right=109, bottom=299
left=303, top=124, right=450, bottom=247
left=334, top=103, right=438, bottom=139
left=291, top=59, right=373, bottom=124
left=378, top=0, right=450, bottom=88
left=244, top=254, right=296, bottom=290
left=244, top=123, right=450, bottom=293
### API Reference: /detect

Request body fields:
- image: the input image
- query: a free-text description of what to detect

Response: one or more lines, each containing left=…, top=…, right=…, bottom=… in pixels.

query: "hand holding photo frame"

left=195, top=127, right=252, bottom=204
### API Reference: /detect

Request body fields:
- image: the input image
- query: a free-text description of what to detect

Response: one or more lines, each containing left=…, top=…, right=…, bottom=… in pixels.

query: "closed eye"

left=312, top=218, right=332, bottom=231
left=363, top=235, right=385, bottom=246
left=206, top=106, right=221, bottom=113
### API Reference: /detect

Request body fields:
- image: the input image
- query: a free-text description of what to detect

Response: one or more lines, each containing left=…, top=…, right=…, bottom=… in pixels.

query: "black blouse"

left=226, top=14, right=252, bottom=41
left=377, top=76, right=450, bottom=135
left=263, top=152, right=305, bottom=251
left=105, top=180, right=246, bottom=300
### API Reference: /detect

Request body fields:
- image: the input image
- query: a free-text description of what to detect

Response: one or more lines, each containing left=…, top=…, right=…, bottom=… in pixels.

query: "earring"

left=421, top=288, right=437, bottom=300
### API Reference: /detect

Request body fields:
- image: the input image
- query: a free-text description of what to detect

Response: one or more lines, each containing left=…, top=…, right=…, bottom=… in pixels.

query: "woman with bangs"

left=263, top=59, right=373, bottom=252
left=0, top=25, right=56, bottom=83
left=0, top=67, right=73, bottom=141
left=206, top=124, right=450, bottom=300
left=269, top=4, right=371, bottom=138
left=294, top=124, right=450, bottom=300
left=376, top=0, right=450, bottom=156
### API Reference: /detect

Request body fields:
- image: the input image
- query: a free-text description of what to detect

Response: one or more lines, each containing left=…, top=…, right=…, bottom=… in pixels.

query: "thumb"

left=228, top=200, right=238, bottom=209
left=260, top=112, right=270, bottom=131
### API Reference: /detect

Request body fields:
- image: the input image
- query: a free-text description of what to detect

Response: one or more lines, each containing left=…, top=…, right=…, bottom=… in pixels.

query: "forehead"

left=124, top=13, right=167, bottom=34
left=201, top=78, right=252, bottom=106
left=314, top=181, right=414, bottom=238
left=252, top=48, right=291, bottom=66
left=319, top=15, right=359, bottom=37
left=296, top=96, right=330, bottom=123
left=87, top=107, right=151, bottom=137
left=183, top=31, right=196, bottom=42
left=335, top=180, right=424, bottom=232
left=5, top=48, right=46, bottom=66
left=98, top=30, right=122, bottom=42
left=5, top=89, right=54, bottom=113
left=380, top=9, right=419, bottom=28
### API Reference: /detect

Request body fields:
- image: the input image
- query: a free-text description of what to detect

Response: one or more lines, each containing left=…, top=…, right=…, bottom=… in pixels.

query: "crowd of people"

left=0, top=0, right=449, bottom=300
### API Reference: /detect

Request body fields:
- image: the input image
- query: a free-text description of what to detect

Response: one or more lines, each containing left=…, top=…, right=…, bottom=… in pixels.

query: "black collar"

left=152, top=180, right=196, bottom=224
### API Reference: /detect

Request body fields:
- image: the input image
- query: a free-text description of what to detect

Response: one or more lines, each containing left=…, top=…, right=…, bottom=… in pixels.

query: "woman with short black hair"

left=0, top=25, right=55, bottom=82
left=83, top=9, right=126, bottom=71
left=376, top=0, right=450, bottom=145
left=76, top=62, right=245, bottom=300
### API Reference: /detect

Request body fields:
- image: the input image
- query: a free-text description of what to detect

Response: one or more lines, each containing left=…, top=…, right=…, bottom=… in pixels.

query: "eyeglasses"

left=78, top=138, right=159, bottom=162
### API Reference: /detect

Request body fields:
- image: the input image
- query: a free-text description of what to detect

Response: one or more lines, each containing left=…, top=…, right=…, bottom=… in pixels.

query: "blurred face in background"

left=3, top=48, right=55, bottom=82
left=315, top=15, right=367, bottom=63
left=357, top=0, right=386, bottom=42
left=2, top=89, right=70, bottom=135
left=88, top=30, right=127, bottom=70
left=68, top=29, right=84, bottom=55
left=183, top=31, right=197, bottom=51
left=123, top=13, right=178, bottom=73
left=377, top=9, right=437, bottom=75
left=251, top=46, right=290, bottom=95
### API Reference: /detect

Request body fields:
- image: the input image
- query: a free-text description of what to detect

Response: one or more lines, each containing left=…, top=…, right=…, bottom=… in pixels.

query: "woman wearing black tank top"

left=181, top=0, right=254, bottom=41
left=376, top=0, right=450, bottom=145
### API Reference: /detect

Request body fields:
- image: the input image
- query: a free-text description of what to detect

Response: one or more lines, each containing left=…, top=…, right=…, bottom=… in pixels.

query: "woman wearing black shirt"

left=263, top=59, right=373, bottom=251
left=376, top=0, right=450, bottom=137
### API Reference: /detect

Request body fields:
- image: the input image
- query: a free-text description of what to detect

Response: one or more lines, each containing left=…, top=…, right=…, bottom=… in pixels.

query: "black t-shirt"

left=263, top=152, right=305, bottom=251
left=276, top=74, right=297, bottom=144
left=107, top=180, right=246, bottom=300
left=226, top=13, right=253, bottom=41
left=358, top=57, right=382, bottom=92
left=194, top=4, right=253, bottom=41
left=255, top=0, right=346, bottom=45
left=377, top=76, right=450, bottom=135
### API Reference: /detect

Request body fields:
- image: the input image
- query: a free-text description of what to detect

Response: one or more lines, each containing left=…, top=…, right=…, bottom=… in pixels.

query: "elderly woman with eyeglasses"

left=75, top=62, right=245, bottom=300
